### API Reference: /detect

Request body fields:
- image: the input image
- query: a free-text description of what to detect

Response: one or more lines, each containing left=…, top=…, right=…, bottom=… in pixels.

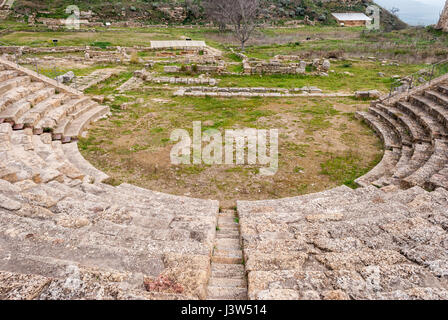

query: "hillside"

left=9, top=0, right=407, bottom=30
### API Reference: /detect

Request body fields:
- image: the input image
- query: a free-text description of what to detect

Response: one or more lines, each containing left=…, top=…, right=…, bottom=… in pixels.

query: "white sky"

left=416, top=0, right=445, bottom=5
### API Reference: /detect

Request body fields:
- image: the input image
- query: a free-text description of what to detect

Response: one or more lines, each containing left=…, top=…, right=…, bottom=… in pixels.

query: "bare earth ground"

left=80, top=92, right=382, bottom=208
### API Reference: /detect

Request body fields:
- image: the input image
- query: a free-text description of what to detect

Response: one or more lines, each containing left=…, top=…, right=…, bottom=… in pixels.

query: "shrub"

left=90, top=41, right=112, bottom=49
left=130, top=50, right=140, bottom=64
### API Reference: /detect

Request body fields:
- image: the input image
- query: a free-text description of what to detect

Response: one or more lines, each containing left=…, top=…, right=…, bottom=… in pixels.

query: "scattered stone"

left=55, top=71, right=75, bottom=84
left=355, top=90, right=381, bottom=99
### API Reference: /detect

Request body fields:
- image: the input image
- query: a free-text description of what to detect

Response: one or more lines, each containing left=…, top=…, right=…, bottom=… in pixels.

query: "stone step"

left=0, top=269, right=160, bottom=300
left=52, top=116, right=72, bottom=139
left=368, top=106, right=412, bottom=146
left=415, top=93, right=448, bottom=128
left=31, top=135, right=84, bottom=181
left=216, top=231, right=240, bottom=239
left=356, top=110, right=401, bottom=149
left=401, top=140, right=448, bottom=188
left=0, top=208, right=211, bottom=267
left=17, top=94, right=67, bottom=127
left=208, top=277, right=246, bottom=288
left=0, top=76, right=30, bottom=96
left=397, top=100, right=448, bottom=140
left=0, top=247, right=146, bottom=289
left=68, top=101, right=98, bottom=119
left=438, top=84, right=448, bottom=96
left=428, top=166, right=448, bottom=190
left=0, top=82, right=46, bottom=114
left=355, top=149, right=401, bottom=187
left=220, top=210, right=237, bottom=216
left=215, top=238, right=241, bottom=250
left=35, top=97, right=91, bottom=131
left=376, top=104, right=430, bottom=143
left=46, top=182, right=215, bottom=229
left=61, top=142, right=109, bottom=183
left=425, top=90, right=448, bottom=107
left=218, top=221, right=239, bottom=229
left=373, top=146, right=413, bottom=187
left=217, top=226, right=239, bottom=233
left=211, top=263, right=246, bottom=278
left=0, top=211, right=166, bottom=277
left=0, top=87, right=56, bottom=123
left=218, top=216, right=239, bottom=224
left=207, top=286, right=247, bottom=300
left=64, top=105, right=109, bottom=139
left=114, top=183, right=219, bottom=215
left=212, top=249, right=243, bottom=264
left=0, top=256, right=187, bottom=300
left=0, top=70, right=19, bottom=84
left=237, top=185, right=355, bottom=215
left=393, top=142, right=432, bottom=180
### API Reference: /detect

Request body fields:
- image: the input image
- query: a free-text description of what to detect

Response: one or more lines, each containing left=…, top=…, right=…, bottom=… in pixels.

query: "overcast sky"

left=375, top=0, right=446, bottom=25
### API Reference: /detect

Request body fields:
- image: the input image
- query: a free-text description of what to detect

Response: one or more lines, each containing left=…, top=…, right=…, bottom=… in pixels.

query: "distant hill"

left=375, top=0, right=445, bottom=26
left=9, top=0, right=407, bottom=30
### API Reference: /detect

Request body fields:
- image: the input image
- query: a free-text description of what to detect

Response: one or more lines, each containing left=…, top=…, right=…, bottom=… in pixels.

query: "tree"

left=184, top=0, right=202, bottom=23
left=203, top=0, right=260, bottom=51
left=203, top=0, right=227, bottom=31
left=390, top=7, right=400, bottom=17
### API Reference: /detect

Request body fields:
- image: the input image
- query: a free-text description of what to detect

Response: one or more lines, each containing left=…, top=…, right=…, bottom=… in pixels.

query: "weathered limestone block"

left=322, top=59, right=331, bottom=72
left=355, top=90, right=381, bottom=99
left=55, top=71, right=75, bottom=84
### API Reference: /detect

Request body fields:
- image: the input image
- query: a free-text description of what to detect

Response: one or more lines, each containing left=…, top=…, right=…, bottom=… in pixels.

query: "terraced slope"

left=0, top=58, right=109, bottom=144
left=355, top=77, right=448, bottom=190
left=1, top=58, right=448, bottom=300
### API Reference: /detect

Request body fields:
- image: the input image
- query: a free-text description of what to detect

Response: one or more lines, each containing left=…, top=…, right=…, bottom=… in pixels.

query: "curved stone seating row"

left=355, top=80, right=448, bottom=189
left=0, top=59, right=109, bottom=143
left=375, top=103, right=430, bottom=143
left=235, top=77, right=448, bottom=300
left=354, top=112, right=401, bottom=187
left=237, top=185, right=448, bottom=300
left=0, top=60, right=220, bottom=300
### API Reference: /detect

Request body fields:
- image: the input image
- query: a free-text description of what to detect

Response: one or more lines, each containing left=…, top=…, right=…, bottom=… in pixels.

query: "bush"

left=130, top=50, right=140, bottom=64
left=90, top=41, right=112, bottom=49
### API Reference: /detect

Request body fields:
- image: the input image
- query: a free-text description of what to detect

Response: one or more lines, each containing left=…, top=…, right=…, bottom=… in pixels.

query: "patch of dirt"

left=82, top=96, right=381, bottom=208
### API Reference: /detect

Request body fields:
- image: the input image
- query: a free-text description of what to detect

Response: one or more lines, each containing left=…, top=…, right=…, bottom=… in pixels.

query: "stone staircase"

left=355, top=75, right=448, bottom=190
left=207, top=209, right=247, bottom=300
left=0, top=58, right=109, bottom=143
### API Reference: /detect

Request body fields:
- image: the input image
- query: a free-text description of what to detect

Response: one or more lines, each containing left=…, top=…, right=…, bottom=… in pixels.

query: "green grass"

left=215, top=60, right=425, bottom=92
left=23, top=63, right=118, bottom=80
left=320, top=151, right=382, bottom=188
